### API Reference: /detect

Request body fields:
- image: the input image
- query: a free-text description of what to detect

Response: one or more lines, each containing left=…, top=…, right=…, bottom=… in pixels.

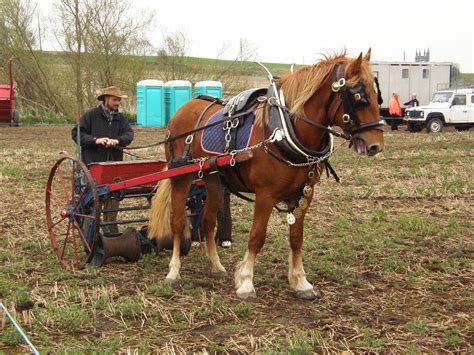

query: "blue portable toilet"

left=194, top=80, right=223, bottom=98
left=164, top=80, right=192, bottom=123
left=136, top=80, right=165, bottom=127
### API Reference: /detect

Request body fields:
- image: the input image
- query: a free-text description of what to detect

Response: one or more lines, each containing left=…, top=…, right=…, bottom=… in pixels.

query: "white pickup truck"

left=406, top=88, right=474, bottom=133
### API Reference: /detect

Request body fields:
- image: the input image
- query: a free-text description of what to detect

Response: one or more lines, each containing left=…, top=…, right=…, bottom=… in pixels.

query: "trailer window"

left=431, top=92, right=452, bottom=103
left=402, top=68, right=409, bottom=78
left=471, top=95, right=474, bottom=104
left=422, top=69, right=429, bottom=79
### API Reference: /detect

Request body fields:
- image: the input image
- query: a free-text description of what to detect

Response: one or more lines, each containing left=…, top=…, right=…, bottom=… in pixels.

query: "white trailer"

left=371, top=61, right=452, bottom=115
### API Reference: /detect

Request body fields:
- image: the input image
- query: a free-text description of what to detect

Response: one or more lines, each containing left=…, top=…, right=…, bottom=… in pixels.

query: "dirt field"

left=0, top=125, right=473, bottom=353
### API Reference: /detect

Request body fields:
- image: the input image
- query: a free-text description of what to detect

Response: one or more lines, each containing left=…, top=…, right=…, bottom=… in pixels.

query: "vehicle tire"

left=454, top=125, right=470, bottom=132
left=426, top=118, right=443, bottom=133
left=407, top=122, right=422, bottom=133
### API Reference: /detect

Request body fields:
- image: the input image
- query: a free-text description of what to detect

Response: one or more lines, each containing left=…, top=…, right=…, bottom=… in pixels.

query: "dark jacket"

left=72, top=106, right=134, bottom=165
left=403, top=98, right=419, bottom=107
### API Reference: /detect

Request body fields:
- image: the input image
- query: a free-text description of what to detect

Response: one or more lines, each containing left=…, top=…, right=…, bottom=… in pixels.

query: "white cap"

left=195, top=81, right=222, bottom=88
left=137, top=79, right=164, bottom=86
left=165, top=80, right=192, bottom=87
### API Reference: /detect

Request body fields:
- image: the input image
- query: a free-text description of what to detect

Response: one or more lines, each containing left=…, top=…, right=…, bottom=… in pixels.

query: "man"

left=72, top=86, right=134, bottom=165
left=72, top=86, right=134, bottom=235
left=404, top=93, right=419, bottom=108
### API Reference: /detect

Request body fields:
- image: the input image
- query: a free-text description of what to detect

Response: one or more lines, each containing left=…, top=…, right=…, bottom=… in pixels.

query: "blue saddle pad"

left=201, top=109, right=255, bottom=155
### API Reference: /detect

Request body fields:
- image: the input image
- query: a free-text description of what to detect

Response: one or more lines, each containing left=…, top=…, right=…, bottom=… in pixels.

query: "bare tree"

left=156, top=30, right=196, bottom=81
left=53, top=0, right=95, bottom=112
left=53, top=0, right=96, bottom=111
left=86, top=0, right=155, bottom=87
left=0, top=0, right=65, bottom=113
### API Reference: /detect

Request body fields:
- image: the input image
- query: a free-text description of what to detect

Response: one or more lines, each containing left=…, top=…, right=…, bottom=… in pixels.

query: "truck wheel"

left=427, top=118, right=443, bottom=133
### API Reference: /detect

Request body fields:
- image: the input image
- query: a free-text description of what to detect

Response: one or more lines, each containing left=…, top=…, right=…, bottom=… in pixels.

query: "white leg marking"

left=235, top=251, right=256, bottom=298
left=288, top=252, right=313, bottom=292
left=166, top=248, right=181, bottom=281
left=207, top=237, right=226, bottom=275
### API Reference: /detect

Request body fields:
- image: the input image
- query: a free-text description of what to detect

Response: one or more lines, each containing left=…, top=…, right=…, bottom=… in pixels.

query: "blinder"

left=329, top=64, right=383, bottom=137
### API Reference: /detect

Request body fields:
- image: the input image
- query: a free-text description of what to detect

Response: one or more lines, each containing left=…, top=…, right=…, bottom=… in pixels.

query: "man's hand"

left=95, top=137, right=109, bottom=146
left=105, top=139, right=119, bottom=147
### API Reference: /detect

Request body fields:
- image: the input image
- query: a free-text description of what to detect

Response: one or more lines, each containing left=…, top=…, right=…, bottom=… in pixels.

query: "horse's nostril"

left=368, top=144, right=381, bottom=154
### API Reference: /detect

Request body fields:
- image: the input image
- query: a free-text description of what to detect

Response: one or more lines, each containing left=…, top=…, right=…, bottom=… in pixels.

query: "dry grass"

left=0, top=125, right=473, bottom=353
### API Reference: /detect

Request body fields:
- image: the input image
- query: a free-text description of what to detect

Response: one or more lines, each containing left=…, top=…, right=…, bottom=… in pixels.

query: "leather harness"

left=170, top=64, right=383, bottom=182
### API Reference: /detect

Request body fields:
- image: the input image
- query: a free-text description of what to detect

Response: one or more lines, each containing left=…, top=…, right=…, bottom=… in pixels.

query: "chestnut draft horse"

left=149, top=50, right=384, bottom=300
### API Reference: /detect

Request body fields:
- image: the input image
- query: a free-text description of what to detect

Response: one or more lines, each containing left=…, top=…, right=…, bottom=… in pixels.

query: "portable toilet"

left=164, top=80, right=192, bottom=123
left=194, top=80, right=223, bottom=98
left=136, top=80, right=165, bottom=127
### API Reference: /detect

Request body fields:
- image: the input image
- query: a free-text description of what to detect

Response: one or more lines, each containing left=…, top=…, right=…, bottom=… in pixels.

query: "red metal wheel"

left=45, top=157, right=101, bottom=269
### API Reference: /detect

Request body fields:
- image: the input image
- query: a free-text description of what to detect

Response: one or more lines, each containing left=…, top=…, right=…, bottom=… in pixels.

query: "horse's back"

left=167, top=99, right=223, bottom=135
left=166, top=99, right=225, bottom=160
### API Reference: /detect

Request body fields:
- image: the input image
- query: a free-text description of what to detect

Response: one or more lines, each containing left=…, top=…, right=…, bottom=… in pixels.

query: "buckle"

left=342, top=114, right=351, bottom=123
left=332, top=78, right=346, bottom=92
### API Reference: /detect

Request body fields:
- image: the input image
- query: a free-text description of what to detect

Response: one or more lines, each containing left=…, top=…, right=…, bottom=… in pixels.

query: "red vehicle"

left=0, top=59, right=19, bottom=126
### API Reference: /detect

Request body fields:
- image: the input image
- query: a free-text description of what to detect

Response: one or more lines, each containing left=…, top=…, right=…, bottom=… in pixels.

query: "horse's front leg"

left=235, top=193, right=275, bottom=300
left=288, top=195, right=321, bottom=300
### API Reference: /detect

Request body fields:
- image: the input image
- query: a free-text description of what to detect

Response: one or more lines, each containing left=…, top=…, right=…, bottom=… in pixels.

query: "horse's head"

left=328, top=49, right=384, bottom=156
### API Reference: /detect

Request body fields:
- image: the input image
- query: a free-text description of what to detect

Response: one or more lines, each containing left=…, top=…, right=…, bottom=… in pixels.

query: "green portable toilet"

left=164, top=80, right=192, bottom=123
left=194, top=80, right=223, bottom=98
left=136, top=80, right=165, bottom=127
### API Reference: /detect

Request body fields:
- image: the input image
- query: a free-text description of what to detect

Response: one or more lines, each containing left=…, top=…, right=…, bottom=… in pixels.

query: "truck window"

left=471, top=95, right=474, bottom=104
left=432, top=92, right=452, bottom=103
left=423, top=69, right=429, bottom=79
left=452, top=95, right=466, bottom=106
left=402, top=68, right=409, bottom=78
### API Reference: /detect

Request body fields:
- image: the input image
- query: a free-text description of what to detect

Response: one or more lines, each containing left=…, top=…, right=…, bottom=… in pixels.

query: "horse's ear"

left=348, top=52, right=363, bottom=76
left=364, top=48, right=372, bottom=61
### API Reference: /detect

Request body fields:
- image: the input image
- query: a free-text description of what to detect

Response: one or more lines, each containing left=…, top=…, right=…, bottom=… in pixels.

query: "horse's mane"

left=254, top=51, right=373, bottom=126
left=280, top=51, right=373, bottom=116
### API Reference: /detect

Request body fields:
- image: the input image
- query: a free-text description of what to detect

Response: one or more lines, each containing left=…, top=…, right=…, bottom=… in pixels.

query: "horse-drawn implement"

left=45, top=151, right=251, bottom=269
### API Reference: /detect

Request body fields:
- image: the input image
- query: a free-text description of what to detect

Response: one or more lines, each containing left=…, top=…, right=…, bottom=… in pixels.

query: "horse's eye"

left=373, top=82, right=378, bottom=94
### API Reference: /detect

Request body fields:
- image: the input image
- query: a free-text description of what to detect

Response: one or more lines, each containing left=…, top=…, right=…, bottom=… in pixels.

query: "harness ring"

left=185, top=135, right=194, bottom=144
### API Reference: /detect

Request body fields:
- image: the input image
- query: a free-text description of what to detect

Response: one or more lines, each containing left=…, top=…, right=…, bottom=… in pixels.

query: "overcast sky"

left=38, top=0, right=473, bottom=72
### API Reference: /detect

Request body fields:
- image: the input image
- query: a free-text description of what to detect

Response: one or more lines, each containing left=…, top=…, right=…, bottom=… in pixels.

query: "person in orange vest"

left=388, top=93, right=402, bottom=130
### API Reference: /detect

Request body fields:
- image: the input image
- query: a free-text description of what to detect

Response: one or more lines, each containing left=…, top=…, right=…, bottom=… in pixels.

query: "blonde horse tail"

left=148, top=176, right=172, bottom=241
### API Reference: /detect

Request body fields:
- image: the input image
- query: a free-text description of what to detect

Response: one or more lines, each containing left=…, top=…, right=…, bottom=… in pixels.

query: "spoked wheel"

left=45, top=157, right=101, bottom=269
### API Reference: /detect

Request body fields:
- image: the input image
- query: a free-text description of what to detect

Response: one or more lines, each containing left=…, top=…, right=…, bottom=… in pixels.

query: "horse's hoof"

left=210, top=271, right=227, bottom=279
left=295, top=287, right=321, bottom=300
left=165, top=277, right=180, bottom=289
left=236, top=290, right=257, bottom=301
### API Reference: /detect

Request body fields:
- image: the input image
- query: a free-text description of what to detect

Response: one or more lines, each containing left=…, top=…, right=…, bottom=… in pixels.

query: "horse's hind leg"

left=166, top=174, right=194, bottom=286
left=235, top=193, right=275, bottom=300
left=288, top=197, right=320, bottom=300
left=201, top=174, right=226, bottom=277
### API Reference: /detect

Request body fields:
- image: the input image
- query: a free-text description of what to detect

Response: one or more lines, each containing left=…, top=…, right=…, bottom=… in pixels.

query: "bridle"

left=326, top=63, right=384, bottom=139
